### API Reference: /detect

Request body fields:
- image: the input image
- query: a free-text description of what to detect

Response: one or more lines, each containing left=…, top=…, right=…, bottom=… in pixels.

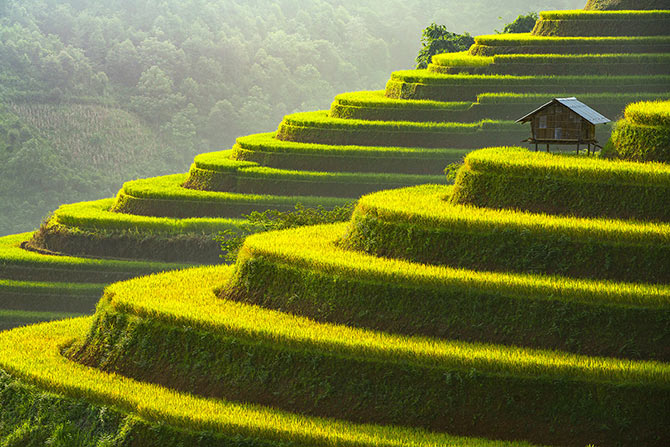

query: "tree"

left=496, top=12, right=539, bottom=34
left=415, top=23, right=474, bottom=69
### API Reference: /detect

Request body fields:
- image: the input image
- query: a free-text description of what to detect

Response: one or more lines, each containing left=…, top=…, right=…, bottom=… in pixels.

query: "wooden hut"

left=516, top=97, right=611, bottom=154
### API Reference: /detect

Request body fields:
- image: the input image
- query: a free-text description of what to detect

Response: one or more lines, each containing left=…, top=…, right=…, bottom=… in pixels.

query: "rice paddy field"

left=1, top=3, right=669, bottom=446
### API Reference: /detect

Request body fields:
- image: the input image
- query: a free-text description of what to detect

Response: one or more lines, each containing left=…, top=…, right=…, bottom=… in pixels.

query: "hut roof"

left=515, top=97, right=611, bottom=125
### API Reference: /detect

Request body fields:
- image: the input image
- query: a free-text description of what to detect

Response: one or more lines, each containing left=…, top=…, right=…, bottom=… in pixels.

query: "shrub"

left=415, top=23, right=474, bottom=69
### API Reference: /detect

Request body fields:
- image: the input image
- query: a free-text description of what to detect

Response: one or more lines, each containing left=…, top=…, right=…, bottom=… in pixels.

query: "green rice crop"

left=191, top=149, right=258, bottom=172
left=0, top=310, right=83, bottom=331
left=450, top=147, right=670, bottom=221
left=329, top=91, right=473, bottom=122
left=342, top=185, right=670, bottom=283
left=493, top=53, right=670, bottom=64
left=610, top=100, right=670, bottom=163
left=231, top=133, right=468, bottom=176
left=0, top=232, right=187, bottom=281
left=385, top=71, right=669, bottom=101
left=473, top=34, right=670, bottom=45
left=429, top=53, right=670, bottom=76
left=113, top=173, right=351, bottom=218
left=431, top=52, right=494, bottom=67
left=0, top=279, right=103, bottom=313
left=532, top=10, right=670, bottom=37
left=103, top=267, right=670, bottom=382
left=116, top=174, right=349, bottom=207
left=0, top=279, right=105, bottom=296
left=234, top=132, right=468, bottom=159
left=625, top=99, right=670, bottom=126
left=331, top=90, right=471, bottom=110
left=477, top=92, right=670, bottom=104
left=0, top=317, right=535, bottom=447
left=53, top=198, right=258, bottom=234
left=66, top=266, right=670, bottom=445
left=469, top=34, right=670, bottom=55
left=276, top=111, right=525, bottom=148
left=231, top=223, right=670, bottom=308
left=539, top=10, right=670, bottom=19
left=190, top=148, right=443, bottom=183
left=279, top=110, right=515, bottom=132
left=226, top=222, right=670, bottom=360
left=188, top=162, right=444, bottom=198
left=388, top=70, right=670, bottom=86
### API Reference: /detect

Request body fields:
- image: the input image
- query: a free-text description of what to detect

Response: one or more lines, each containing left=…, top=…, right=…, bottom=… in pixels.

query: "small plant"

left=444, top=161, right=464, bottom=183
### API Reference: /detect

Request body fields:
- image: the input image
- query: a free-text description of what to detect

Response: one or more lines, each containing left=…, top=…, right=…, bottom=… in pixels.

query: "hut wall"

left=530, top=103, right=588, bottom=142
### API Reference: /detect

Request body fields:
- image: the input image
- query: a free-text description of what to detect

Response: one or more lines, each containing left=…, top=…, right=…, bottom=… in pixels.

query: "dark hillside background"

left=0, top=0, right=583, bottom=236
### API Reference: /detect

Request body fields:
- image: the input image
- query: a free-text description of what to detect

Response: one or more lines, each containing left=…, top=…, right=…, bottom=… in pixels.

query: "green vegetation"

left=2, top=3, right=669, bottom=446
left=226, top=223, right=670, bottom=360
left=0, top=310, right=83, bottom=331
left=64, top=267, right=670, bottom=446
left=0, top=279, right=103, bottom=314
left=0, top=0, right=583, bottom=234
left=231, top=132, right=469, bottom=175
left=276, top=111, right=525, bottom=148
left=469, top=34, right=670, bottom=55
left=611, top=100, right=670, bottom=162
left=415, top=23, right=474, bottom=69
left=0, top=232, right=187, bottom=282
left=451, top=147, right=670, bottom=221
left=217, top=202, right=355, bottom=262
left=584, top=0, right=670, bottom=10
left=533, top=10, right=670, bottom=36
left=386, top=70, right=670, bottom=101
left=112, top=173, right=351, bottom=218
left=186, top=150, right=444, bottom=196
left=430, top=53, right=670, bottom=75
left=342, top=185, right=670, bottom=284
left=497, top=12, right=539, bottom=34
left=0, top=317, right=539, bottom=447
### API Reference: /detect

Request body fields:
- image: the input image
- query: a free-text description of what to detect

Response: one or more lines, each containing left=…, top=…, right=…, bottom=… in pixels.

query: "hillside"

left=0, top=0, right=585, bottom=234
left=0, top=103, right=183, bottom=236
left=0, top=2, right=669, bottom=445
left=1, top=2, right=669, bottom=330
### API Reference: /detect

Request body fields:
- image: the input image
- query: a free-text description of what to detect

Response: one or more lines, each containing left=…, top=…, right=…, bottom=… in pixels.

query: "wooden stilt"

left=535, top=143, right=538, bottom=152
left=546, top=144, right=550, bottom=153
left=576, top=142, right=580, bottom=155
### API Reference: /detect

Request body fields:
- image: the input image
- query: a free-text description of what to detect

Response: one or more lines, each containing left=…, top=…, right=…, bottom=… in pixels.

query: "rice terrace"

left=0, top=0, right=669, bottom=445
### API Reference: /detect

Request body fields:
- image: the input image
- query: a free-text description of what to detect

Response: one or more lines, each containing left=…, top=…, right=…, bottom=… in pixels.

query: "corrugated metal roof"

left=516, top=97, right=611, bottom=125
left=556, top=97, right=611, bottom=124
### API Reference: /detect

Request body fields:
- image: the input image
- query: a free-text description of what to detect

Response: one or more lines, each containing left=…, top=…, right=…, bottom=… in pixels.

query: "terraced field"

left=0, top=4, right=669, bottom=445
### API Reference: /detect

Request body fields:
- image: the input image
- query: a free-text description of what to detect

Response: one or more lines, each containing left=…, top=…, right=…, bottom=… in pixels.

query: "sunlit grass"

left=115, top=173, right=350, bottom=208
left=0, top=232, right=186, bottom=273
left=540, top=10, right=670, bottom=20
left=0, top=316, right=536, bottom=447
left=279, top=110, right=515, bottom=131
left=233, top=132, right=469, bottom=159
left=463, top=146, right=670, bottom=185
left=625, top=99, right=670, bottom=126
